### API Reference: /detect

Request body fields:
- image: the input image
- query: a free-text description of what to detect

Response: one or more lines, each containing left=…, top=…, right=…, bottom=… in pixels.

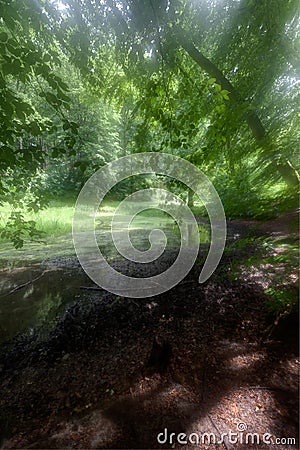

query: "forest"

left=0, top=0, right=299, bottom=448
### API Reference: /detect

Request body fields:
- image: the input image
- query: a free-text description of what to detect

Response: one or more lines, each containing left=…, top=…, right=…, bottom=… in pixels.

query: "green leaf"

left=0, top=146, right=16, bottom=163
left=221, top=89, right=230, bottom=100
left=56, top=88, right=71, bottom=103
left=47, top=77, right=58, bottom=90
left=43, top=53, right=51, bottom=62
left=1, top=4, right=21, bottom=22
left=7, top=43, right=22, bottom=57
left=0, top=32, right=8, bottom=42
left=24, top=51, right=40, bottom=65
left=15, top=109, right=26, bottom=122
left=70, top=121, right=79, bottom=132
left=45, top=92, right=62, bottom=106
left=1, top=101, right=14, bottom=118
left=63, top=121, right=71, bottom=131
left=55, top=78, right=70, bottom=91
left=19, top=101, right=34, bottom=115
left=28, top=121, right=41, bottom=135
left=2, top=59, right=22, bottom=75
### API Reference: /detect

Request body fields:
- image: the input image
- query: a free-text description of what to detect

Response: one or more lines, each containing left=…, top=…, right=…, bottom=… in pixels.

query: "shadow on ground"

left=0, top=220, right=298, bottom=449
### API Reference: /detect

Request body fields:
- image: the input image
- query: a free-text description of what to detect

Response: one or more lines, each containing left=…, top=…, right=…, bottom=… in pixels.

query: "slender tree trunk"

left=186, top=187, right=194, bottom=207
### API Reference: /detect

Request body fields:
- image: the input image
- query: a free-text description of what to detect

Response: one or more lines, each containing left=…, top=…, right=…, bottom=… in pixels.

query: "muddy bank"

left=0, top=218, right=263, bottom=344
left=0, top=219, right=298, bottom=449
left=0, top=270, right=298, bottom=448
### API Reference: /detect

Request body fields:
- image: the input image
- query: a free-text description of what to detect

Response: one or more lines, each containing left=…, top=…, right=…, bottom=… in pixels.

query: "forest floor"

left=0, top=211, right=298, bottom=449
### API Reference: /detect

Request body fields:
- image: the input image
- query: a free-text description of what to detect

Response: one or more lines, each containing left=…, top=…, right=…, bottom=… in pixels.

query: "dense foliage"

left=0, top=0, right=299, bottom=244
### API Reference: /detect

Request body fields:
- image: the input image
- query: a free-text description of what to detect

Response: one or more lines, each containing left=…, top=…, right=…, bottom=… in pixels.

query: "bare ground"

left=0, top=212, right=298, bottom=449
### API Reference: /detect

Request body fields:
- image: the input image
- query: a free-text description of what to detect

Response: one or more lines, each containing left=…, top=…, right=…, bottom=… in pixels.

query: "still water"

left=0, top=211, right=210, bottom=343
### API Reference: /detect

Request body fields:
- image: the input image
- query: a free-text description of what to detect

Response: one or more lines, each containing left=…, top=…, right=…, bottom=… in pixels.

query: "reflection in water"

left=0, top=267, right=89, bottom=344
left=96, top=215, right=209, bottom=256
left=0, top=213, right=210, bottom=344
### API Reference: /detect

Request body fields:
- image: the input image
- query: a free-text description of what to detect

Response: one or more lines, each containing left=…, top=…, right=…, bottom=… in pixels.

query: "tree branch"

left=174, top=28, right=298, bottom=186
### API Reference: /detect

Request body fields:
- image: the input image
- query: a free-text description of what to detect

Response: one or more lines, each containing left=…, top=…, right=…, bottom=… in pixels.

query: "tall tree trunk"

left=175, top=29, right=298, bottom=186
left=186, top=187, right=194, bottom=207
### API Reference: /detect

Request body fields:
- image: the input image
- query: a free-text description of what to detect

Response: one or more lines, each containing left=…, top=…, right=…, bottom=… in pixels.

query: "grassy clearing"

left=0, top=200, right=75, bottom=241
left=0, top=200, right=76, bottom=265
left=0, top=198, right=208, bottom=243
left=0, top=198, right=210, bottom=266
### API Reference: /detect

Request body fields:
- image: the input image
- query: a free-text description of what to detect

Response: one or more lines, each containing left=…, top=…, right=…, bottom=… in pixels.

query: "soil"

left=0, top=212, right=298, bottom=449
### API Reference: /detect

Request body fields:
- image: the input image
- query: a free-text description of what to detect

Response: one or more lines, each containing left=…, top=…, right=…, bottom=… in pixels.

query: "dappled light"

left=0, top=0, right=299, bottom=448
left=1, top=269, right=298, bottom=447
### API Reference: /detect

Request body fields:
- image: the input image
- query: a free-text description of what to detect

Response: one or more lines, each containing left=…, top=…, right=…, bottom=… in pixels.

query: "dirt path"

left=230, top=209, right=299, bottom=238
left=0, top=214, right=298, bottom=449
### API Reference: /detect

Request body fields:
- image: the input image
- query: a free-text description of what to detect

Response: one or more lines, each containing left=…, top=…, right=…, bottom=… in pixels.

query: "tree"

left=0, top=0, right=299, bottom=246
left=45, top=0, right=299, bottom=185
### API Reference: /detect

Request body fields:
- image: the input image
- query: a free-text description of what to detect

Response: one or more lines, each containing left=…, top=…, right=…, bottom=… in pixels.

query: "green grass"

left=226, top=235, right=299, bottom=316
left=0, top=198, right=210, bottom=266
left=0, top=200, right=75, bottom=241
